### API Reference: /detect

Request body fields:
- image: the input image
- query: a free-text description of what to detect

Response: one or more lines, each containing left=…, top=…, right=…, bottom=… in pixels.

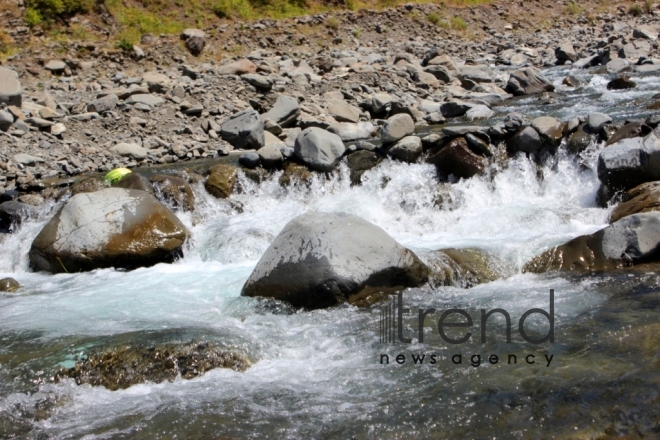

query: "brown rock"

left=427, top=137, right=486, bottom=179
left=279, top=162, right=313, bottom=187
left=205, top=164, right=238, bottom=198
left=151, top=174, right=195, bottom=212
left=610, top=181, right=660, bottom=222
left=217, top=59, right=257, bottom=76
left=0, top=277, right=19, bottom=292
left=70, top=177, right=109, bottom=195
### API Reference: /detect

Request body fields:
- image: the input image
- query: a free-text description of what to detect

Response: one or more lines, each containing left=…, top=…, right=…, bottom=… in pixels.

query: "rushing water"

left=2, top=66, right=660, bottom=438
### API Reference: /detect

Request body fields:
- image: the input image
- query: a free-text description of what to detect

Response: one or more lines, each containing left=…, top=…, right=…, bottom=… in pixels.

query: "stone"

left=239, top=151, right=260, bottom=169
left=71, top=178, right=109, bottom=195
left=150, top=174, right=195, bottom=212
left=242, top=73, right=273, bottom=90
left=0, top=109, right=14, bottom=131
left=256, top=144, right=284, bottom=169
left=0, top=277, right=19, bottom=292
left=365, top=93, right=394, bottom=115
left=555, top=41, right=577, bottom=64
left=217, top=59, right=257, bottom=75
left=240, top=212, right=429, bottom=309
left=0, top=67, right=22, bottom=107
left=87, top=94, right=119, bottom=113
left=327, top=122, right=375, bottom=141
left=459, top=65, right=495, bottom=85
left=29, top=188, right=189, bottom=273
left=294, top=127, right=346, bottom=172
left=14, top=153, right=44, bottom=166
left=587, top=112, right=613, bottom=133
left=606, top=58, right=631, bottom=74
left=142, top=71, right=171, bottom=93
left=611, top=181, right=660, bottom=222
left=567, top=125, right=592, bottom=153
left=427, top=137, right=486, bottom=179
left=508, top=126, right=543, bottom=153
left=531, top=116, right=565, bottom=148
left=563, top=76, right=580, bottom=87
left=465, top=133, right=492, bottom=157
left=633, top=25, right=658, bottom=41
left=220, top=109, right=265, bottom=150
left=607, top=76, right=637, bottom=90
left=113, top=173, right=155, bottom=195
left=506, top=67, right=555, bottom=96
left=440, top=100, right=475, bottom=118
left=524, top=212, right=660, bottom=272
left=51, top=123, right=66, bottom=136
left=181, top=28, right=206, bottom=55
left=45, top=60, right=66, bottom=73
left=279, top=162, right=313, bottom=187
left=465, top=105, right=494, bottom=121
left=127, top=94, right=164, bottom=107
left=327, top=101, right=361, bottom=123
left=346, top=150, right=382, bottom=185
left=110, top=143, right=148, bottom=160
left=606, top=121, right=647, bottom=146
left=424, top=64, right=454, bottom=83
left=0, top=201, right=36, bottom=233
left=205, top=164, right=239, bottom=199
left=381, top=114, right=414, bottom=144
left=387, top=136, right=423, bottom=163
left=262, top=95, right=300, bottom=128
left=597, top=128, right=660, bottom=194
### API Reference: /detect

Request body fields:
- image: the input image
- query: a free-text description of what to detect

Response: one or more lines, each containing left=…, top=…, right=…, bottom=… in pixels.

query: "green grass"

left=644, top=0, right=655, bottom=13
left=427, top=12, right=440, bottom=24
left=450, top=16, right=467, bottom=30
left=325, top=16, right=340, bottom=29
left=628, top=3, right=643, bottom=15
left=566, top=2, right=581, bottom=14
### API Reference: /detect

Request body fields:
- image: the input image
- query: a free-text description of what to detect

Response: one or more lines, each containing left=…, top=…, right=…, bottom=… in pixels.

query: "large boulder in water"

left=506, top=67, right=555, bottom=96
left=241, top=212, right=429, bottom=309
left=29, top=188, right=189, bottom=273
left=294, top=127, right=346, bottom=172
left=523, top=212, right=660, bottom=273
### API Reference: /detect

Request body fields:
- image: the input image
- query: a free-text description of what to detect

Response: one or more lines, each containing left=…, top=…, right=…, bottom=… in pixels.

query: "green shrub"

left=24, top=7, right=43, bottom=27
left=25, top=0, right=96, bottom=22
left=451, top=16, right=467, bottom=30
left=325, top=16, right=340, bottom=30
left=427, top=12, right=440, bottom=24
left=566, top=2, right=581, bottom=14
left=352, top=28, right=361, bottom=38
left=116, top=37, right=133, bottom=51
left=629, top=3, right=643, bottom=15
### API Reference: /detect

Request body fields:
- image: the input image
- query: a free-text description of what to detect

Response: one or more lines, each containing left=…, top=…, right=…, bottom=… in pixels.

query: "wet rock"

left=387, top=136, right=422, bottom=163
left=465, top=133, right=492, bottom=157
left=279, top=162, right=313, bottom=187
left=607, top=76, right=637, bottom=90
left=506, top=67, right=555, bottom=96
left=0, top=67, right=22, bottom=107
left=71, top=177, right=109, bottom=195
left=427, top=248, right=507, bottom=288
left=440, top=99, right=474, bottom=118
left=610, top=181, right=660, bottom=222
left=239, top=151, right=260, bottom=169
left=532, top=116, right=565, bottom=148
left=597, top=128, right=660, bottom=194
left=606, top=121, right=648, bottom=146
left=346, top=150, right=382, bottom=185
left=606, top=58, right=631, bottom=74
left=294, top=127, right=346, bottom=172
left=29, top=188, right=189, bottom=273
left=205, top=164, right=238, bottom=199
left=508, top=126, right=543, bottom=153
left=56, top=342, right=249, bottom=391
left=262, top=95, right=300, bottom=128
left=220, top=109, right=265, bottom=150
left=113, top=173, right=155, bottom=194
left=0, top=190, right=20, bottom=203
left=427, top=137, right=486, bottom=179
left=0, top=277, right=19, bottom=292
left=0, top=201, right=37, bottom=233
left=241, top=212, right=428, bottom=309
left=567, top=124, right=592, bottom=153
left=381, top=113, right=414, bottom=144
left=587, top=112, right=613, bottom=133
left=150, top=174, right=195, bottom=212
left=181, top=28, right=206, bottom=56
left=524, top=212, right=660, bottom=272
left=562, top=76, right=580, bottom=87
left=256, top=144, right=284, bottom=169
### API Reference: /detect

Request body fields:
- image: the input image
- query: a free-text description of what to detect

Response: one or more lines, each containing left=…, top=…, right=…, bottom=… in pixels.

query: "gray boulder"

left=381, top=114, right=414, bottom=144
left=508, top=126, right=543, bottom=153
left=587, top=112, right=613, bottom=133
left=181, top=28, right=206, bottom=56
left=110, top=143, right=148, bottom=160
left=327, top=122, right=375, bottom=141
left=262, top=95, right=300, bottom=128
left=220, top=109, right=265, bottom=150
left=294, top=127, right=346, bottom=172
left=88, top=94, right=119, bottom=113
left=241, top=212, right=429, bottom=309
left=387, top=136, right=423, bottom=163
left=506, top=67, right=555, bottom=96
left=242, top=74, right=273, bottom=91
left=531, top=116, right=565, bottom=148
left=29, top=188, right=189, bottom=273
left=0, top=67, right=22, bottom=107
left=555, top=41, right=577, bottom=64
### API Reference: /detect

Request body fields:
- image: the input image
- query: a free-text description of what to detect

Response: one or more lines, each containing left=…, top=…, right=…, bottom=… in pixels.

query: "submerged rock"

left=56, top=342, right=250, bottom=391
left=427, top=248, right=508, bottom=288
left=0, top=277, right=19, bottom=292
left=151, top=174, right=195, bottom=212
left=524, top=212, right=660, bottom=273
left=241, top=212, right=429, bottom=309
left=205, top=164, right=239, bottom=199
left=29, top=188, right=189, bottom=273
